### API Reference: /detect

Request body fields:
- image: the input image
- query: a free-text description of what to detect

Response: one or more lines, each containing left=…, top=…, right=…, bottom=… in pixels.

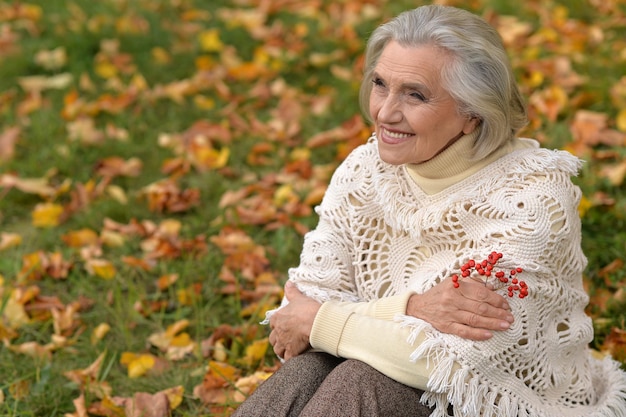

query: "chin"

left=378, top=150, right=410, bottom=166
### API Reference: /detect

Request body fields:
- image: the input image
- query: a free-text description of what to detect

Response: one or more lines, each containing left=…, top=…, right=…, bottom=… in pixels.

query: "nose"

left=377, top=95, right=402, bottom=124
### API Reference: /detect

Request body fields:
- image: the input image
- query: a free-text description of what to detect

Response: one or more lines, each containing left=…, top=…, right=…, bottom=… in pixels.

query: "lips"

left=379, top=127, right=414, bottom=144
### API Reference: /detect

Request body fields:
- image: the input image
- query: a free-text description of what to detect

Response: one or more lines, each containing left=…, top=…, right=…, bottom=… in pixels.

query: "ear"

left=462, top=116, right=481, bottom=135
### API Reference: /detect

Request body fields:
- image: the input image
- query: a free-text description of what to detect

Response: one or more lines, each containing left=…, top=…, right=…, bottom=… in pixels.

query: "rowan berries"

left=452, top=252, right=527, bottom=298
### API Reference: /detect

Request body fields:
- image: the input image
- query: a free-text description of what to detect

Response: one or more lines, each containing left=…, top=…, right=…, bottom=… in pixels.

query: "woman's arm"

left=270, top=275, right=514, bottom=387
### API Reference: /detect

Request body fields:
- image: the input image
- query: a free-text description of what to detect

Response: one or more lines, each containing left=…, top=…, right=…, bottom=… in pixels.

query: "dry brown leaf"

left=0, top=232, right=22, bottom=251
left=67, top=117, right=106, bottom=145
left=0, top=126, right=20, bottom=162
left=232, top=370, right=273, bottom=403
left=34, top=47, right=67, bottom=70
left=142, top=179, right=200, bottom=213
left=86, top=396, right=125, bottom=417
left=599, top=160, right=626, bottom=186
left=124, top=392, right=170, bottom=417
left=65, top=393, right=88, bottom=417
left=122, top=255, right=156, bottom=271
left=601, top=327, right=626, bottom=363
left=570, top=110, right=626, bottom=149
left=6, top=341, right=52, bottom=361
left=156, top=273, right=179, bottom=291
left=95, top=156, right=143, bottom=178
left=306, top=115, right=366, bottom=148
left=18, top=73, right=72, bottom=92
left=64, top=352, right=113, bottom=399
left=0, top=173, right=57, bottom=197
left=193, top=361, right=240, bottom=405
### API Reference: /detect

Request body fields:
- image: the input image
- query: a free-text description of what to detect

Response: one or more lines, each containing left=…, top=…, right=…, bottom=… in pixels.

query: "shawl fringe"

left=397, top=314, right=626, bottom=417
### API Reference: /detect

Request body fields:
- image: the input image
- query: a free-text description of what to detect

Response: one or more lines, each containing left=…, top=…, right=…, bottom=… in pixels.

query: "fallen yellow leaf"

left=94, top=60, right=117, bottom=79
left=100, top=230, right=126, bottom=247
left=0, top=322, right=18, bottom=341
left=123, top=353, right=156, bottom=378
left=208, top=360, right=238, bottom=381
left=86, top=259, right=116, bottom=280
left=151, top=46, right=171, bottom=64
left=62, top=228, right=99, bottom=247
left=240, top=338, right=269, bottom=367
left=3, top=290, right=30, bottom=328
left=578, top=195, right=593, bottom=217
left=91, top=323, right=111, bottom=345
left=161, top=386, right=184, bottom=410
left=194, top=94, right=216, bottom=110
left=31, top=202, right=64, bottom=227
left=170, top=332, right=192, bottom=347
left=9, top=379, right=30, bottom=400
left=166, top=319, right=190, bottom=338
left=198, top=29, right=224, bottom=52
left=190, top=144, right=230, bottom=170
left=616, top=108, right=626, bottom=132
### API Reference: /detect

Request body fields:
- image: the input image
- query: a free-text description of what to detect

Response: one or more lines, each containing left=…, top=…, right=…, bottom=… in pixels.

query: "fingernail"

left=500, top=321, right=511, bottom=329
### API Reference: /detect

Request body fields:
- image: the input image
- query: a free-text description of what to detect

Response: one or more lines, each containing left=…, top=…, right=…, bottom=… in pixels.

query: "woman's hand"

left=407, top=277, right=514, bottom=341
left=269, top=281, right=321, bottom=360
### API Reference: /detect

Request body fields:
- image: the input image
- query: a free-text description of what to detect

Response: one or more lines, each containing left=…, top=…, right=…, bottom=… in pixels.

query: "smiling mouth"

left=380, top=127, right=413, bottom=142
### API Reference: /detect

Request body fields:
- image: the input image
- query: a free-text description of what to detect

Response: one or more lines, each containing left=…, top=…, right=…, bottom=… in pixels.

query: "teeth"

left=384, top=128, right=412, bottom=139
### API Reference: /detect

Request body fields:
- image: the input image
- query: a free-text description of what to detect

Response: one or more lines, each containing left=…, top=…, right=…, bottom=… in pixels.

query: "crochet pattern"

left=270, top=136, right=626, bottom=416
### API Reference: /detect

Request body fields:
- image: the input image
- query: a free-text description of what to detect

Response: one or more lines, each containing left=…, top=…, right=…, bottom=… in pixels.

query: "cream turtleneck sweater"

left=405, top=130, right=534, bottom=195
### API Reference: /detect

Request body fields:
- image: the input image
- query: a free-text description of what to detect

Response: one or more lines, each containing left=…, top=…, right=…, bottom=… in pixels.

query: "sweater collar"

left=406, top=131, right=478, bottom=179
left=405, top=131, right=513, bottom=195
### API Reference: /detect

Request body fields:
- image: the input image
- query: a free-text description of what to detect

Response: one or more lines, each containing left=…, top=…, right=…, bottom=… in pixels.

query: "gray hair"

left=359, top=5, right=528, bottom=158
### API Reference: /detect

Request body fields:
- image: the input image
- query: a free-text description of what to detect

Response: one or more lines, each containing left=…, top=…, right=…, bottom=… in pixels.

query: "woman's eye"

left=372, top=77, right=385, bottom=87
left=410, top=92, right=426, bottom=101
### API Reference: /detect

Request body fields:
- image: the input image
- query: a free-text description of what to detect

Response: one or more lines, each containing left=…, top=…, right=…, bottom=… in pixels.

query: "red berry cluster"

left=451, top=252, right=528, bottom=298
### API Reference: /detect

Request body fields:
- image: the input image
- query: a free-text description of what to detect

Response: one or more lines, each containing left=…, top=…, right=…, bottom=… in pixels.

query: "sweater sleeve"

left=309, top=292, right=442, bottom=390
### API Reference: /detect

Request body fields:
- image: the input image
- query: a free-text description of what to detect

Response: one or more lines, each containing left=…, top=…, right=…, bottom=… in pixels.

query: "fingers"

left=269, top=325, right=286, bottom=358
left=284, top=280, right=302, bottom=300
left=268, top=302, right=313, bottom=359
left=408, top=278, right=517, bottom=340
left=445, top=322, right=494, bottom=341
left=459, top=279, right=510, bottom=310
left=447, top=280, right=514, bottom=335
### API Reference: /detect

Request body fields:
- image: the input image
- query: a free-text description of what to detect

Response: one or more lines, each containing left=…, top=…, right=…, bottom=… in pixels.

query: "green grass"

left=0, top=0, right=625, bottom=415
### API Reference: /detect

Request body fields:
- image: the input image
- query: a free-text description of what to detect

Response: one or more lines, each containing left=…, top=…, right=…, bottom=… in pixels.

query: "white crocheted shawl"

left=284, top=136, right=626, bottom=416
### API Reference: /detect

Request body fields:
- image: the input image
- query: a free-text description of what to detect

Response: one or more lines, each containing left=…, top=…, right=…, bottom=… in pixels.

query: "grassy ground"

left=0, top=0, right=625, bottom=415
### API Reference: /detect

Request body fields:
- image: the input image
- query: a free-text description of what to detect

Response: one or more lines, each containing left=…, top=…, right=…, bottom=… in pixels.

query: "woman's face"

left=369, top=41, right=478, bottom=165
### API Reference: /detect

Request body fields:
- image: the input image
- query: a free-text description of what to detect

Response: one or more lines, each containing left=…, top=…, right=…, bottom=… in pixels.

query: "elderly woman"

left=232, top=5, right=626, bottom=417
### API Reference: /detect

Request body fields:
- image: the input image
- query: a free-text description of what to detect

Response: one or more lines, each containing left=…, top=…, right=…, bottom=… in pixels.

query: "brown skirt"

left=231, top=351, right=437, bottom=417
